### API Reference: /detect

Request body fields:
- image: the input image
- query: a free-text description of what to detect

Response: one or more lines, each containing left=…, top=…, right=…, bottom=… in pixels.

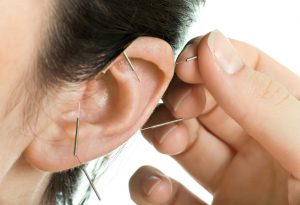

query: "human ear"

left=24, top=37, right=175, bottom=171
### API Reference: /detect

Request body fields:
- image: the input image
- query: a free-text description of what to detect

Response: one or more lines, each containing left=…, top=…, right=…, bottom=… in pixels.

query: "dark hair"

left=36, top=0, right=204, bottom=204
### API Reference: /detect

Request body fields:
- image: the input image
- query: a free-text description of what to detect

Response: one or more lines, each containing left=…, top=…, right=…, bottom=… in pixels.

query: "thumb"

left=198, top=30, right=300, bottom=179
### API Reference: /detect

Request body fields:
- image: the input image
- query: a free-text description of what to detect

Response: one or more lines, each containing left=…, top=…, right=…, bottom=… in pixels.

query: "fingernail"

left=176, top=43, right=193, bottom=64
left=176, top=37, right=200, bottom=64
left=142, top=175, right=162, bottom=196
left=208, top=30, right=244, bottom=74
left=154, top=125, right=178, bottom=144
left=166, top=88, right=192, bottom=112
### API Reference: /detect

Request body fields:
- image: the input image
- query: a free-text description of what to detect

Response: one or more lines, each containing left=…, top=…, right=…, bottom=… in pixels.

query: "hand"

left=129, top=30, right=300, bottom=205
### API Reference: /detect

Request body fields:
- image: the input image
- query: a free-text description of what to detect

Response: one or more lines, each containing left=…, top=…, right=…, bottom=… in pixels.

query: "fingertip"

left=129, top=166, right=173, bottom=204
left=196, top=31, right=231, bottom=104
left=197, top=32, right=216, bottom=78
left=165, top=84, right=206, bottom=118
left=143, top=176, right=173, bottom=203
left=141, top=104, right=190, bottom=155
left=163, top=82, right=216, bottom=119
left=154, top=123, right=190, bottom=156
left=129, top=166, right=208, bottom=205
left=144, top=122, right=190, bottom=156
left=176, top=37, right=203, bottom=84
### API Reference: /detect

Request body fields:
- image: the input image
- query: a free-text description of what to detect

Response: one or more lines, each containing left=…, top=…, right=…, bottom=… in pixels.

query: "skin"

left=0, top=1, right=51, bottom=204
left=129, top=31, right=300, bottom=204
left=2, top=1, right=299, bottom=205
left=0, top=1, right=174, bottom=204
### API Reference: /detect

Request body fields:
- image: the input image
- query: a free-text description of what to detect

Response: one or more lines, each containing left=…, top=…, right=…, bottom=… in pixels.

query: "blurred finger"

left=171, top=34, right=300, bottom=151
left=142, top=105, right=235, bottom=192
left=129, top=166, right=208, bottom=205
left=198, top=106, right=250, bottom=150
left=198, top=30, right=300, bottom=179
left=232, top=39, right=300, bottom=98
left=176, top=37, right=203, bottom=84
left=142, top=104, right=192, bottom=155
left=163, top=81, right=249, bottom=150
left=163, top=82, right=216, bottom=119
left=177, top=36, right=300, bottom=97
left=213, top=141, right=289, bottom=205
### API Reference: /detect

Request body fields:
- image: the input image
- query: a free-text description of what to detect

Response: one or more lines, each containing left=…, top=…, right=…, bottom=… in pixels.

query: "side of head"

left=0, top=0, right=203, bottom=203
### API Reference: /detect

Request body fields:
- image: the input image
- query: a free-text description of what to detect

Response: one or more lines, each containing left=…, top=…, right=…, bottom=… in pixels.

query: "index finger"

left=197, top=31, right=300, bottom=179
left=176, top=36, right=300, bottom=98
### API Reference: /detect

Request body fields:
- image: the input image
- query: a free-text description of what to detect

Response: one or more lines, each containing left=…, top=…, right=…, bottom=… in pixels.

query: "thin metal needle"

left=76, top=156, right=102, bottom=202
left=123, top=51, right=141, bottom=82
left=176, top=56, right=198, bottom=65
left=186, top=56, right=198, bottom=62
left=74, top=103, right=101, bottom=202
left=141, top=118, right=184, bottom=131
left=73, top=103, right=80, bottom=156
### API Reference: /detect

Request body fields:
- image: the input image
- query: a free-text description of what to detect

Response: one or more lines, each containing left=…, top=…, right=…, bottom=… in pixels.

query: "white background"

left=85, top=0, right=300, bottom=204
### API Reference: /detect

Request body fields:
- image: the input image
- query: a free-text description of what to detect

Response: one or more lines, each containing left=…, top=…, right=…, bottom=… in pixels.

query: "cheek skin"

left=0, top=1, right=49, bottom=184
left=0, top=1, right=45, bottom=120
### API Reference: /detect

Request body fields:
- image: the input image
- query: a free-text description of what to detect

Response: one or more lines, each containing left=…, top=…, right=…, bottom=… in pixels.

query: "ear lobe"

left=24, top=37, right=175, bottom=172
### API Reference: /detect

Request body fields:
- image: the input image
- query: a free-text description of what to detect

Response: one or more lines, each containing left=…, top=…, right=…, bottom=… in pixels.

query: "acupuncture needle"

left=176, top=56, right=198, bottom=65
left=123, top=51, right=141, bottom=82
left=141, top=118, right=185, bottom=131
left=74, top=103, right=102, bottom=202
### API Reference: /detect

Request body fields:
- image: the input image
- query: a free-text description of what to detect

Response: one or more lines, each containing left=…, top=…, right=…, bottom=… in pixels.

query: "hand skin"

left=129, top=30, right=300, bottom=205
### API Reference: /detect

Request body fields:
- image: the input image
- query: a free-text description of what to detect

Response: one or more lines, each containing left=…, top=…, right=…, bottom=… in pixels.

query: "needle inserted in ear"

left=75, top=156, right=102, bottom=202
left=123, top=51, right=141, bottom=82
left=176, top=56, right=198, bottom=65
left=73, top=103, right=81, bottom=156
left=141, top=118, right=184, bottom=131
left=73, top=103, right=101, bottom=202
